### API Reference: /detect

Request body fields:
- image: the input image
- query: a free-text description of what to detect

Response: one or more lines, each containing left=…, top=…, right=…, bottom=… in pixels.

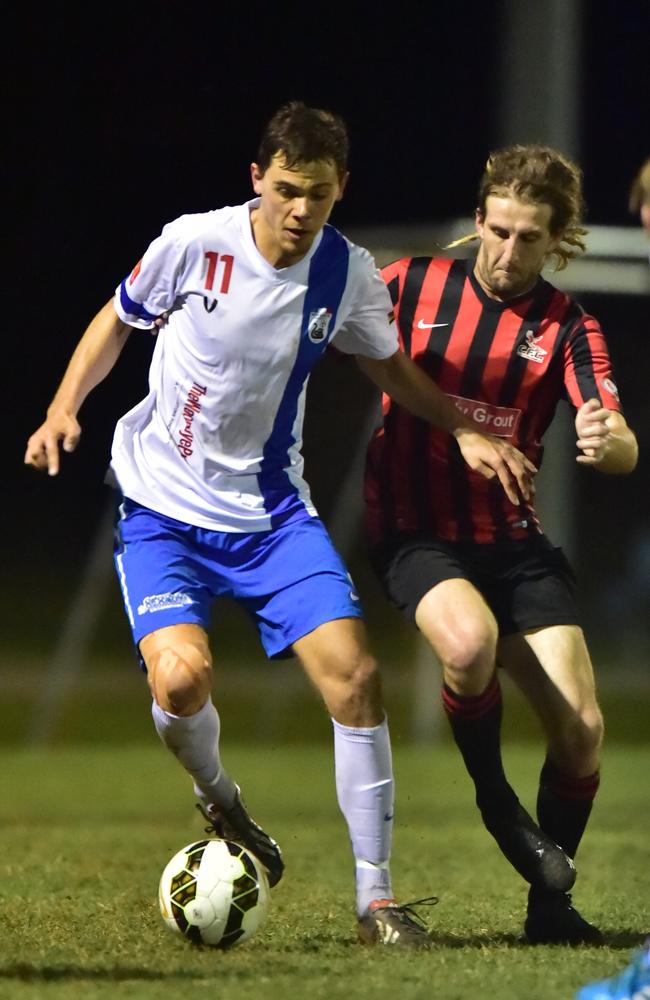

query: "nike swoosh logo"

left=417, top=319, right=449, bottom=329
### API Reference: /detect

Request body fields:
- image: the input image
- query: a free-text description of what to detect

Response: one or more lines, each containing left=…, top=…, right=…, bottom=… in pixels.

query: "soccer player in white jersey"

left=25, top=101, right=535, bottom=947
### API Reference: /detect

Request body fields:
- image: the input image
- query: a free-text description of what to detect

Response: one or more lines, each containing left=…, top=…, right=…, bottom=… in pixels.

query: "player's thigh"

left=293, top=618, right=383, bottom=725
left=379, top=538, right=497, bottom=666
left=141, top=623, right=213, bottom=715
left=415, top=579, right=498, bottom=667
left=293, top=616, right=376, bottom=685
left=498, top=625, right=601, bottom=733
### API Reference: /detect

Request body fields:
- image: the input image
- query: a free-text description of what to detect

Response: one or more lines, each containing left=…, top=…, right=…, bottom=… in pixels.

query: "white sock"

left=151, top=698, right=236, bottom=807
left=332, top=716, right=394, bottom=916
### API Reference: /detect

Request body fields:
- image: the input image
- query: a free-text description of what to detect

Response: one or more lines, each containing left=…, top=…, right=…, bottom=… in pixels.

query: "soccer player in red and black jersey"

left=362, top=145, right=638, bottom=944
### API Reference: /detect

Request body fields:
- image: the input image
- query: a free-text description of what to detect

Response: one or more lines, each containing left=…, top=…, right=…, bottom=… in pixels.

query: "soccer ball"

left=158, top=838, right=270, bottom=948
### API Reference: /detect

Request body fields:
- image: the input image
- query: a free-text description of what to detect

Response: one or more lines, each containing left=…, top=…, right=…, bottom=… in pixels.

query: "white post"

left=496, top=0, right=584, bottom=560
left=27, top=495, right=116, bottom=745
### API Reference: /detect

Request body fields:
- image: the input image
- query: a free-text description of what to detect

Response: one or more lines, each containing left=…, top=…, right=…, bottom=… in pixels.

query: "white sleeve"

left=113, top=218, right=188, bottom=330
left=331, top=252, right=399, bottom=359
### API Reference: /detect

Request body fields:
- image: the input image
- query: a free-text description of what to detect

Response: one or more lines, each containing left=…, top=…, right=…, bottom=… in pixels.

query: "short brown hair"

left=629, top=156, right=650, bottom=213
left=257, top=100, right=349, bottom=177
left=476, top=145, right=587, bottom=270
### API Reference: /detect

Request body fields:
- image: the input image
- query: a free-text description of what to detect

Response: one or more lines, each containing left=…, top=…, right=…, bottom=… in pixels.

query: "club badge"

left=517, top=330, right=547, bottom=364
left=307, top=308, right=332, bottom=343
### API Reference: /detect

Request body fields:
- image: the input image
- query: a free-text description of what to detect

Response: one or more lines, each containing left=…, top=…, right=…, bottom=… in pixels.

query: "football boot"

left=358, top=896, right=437, bottom=948
left=525, top=888, right=604, bottom=945
left=197, top=785, right=284, bottom=888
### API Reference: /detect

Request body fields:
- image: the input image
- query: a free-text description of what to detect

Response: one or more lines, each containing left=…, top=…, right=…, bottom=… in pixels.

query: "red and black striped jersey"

left=364, top=256, right=623, bottom=546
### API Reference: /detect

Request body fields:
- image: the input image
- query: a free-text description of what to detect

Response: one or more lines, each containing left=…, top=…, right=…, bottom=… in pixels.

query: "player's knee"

left=145, top=641, right=213, bottom=716
left=329, top=648, right=382, bottom=722
left=578, top=704, right=605, bottom=756
left=313, top=642, right=378, bottom=694
left=441, top=620, right=497, bottom=682
left=554, top=705, right=604, bottom=771
left=320, top=645, right=381, bottom=709
left=344, top=648, right=380, bottom=697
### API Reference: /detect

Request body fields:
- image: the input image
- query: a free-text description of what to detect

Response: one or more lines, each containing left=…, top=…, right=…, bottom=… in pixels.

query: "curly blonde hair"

left=448, top=144, right=588, bottom=271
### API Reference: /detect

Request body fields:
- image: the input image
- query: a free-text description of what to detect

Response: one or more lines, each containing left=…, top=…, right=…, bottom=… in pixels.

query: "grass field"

left=0, top=742, right=648, bottom=1000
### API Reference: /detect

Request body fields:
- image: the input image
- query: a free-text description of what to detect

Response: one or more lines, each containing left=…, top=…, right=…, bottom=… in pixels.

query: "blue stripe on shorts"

left=114, top=498, right=363, bottom=659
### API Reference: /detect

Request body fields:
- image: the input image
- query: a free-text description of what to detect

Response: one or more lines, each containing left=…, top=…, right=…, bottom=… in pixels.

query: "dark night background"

left=4, top=2, right=649, bottom=717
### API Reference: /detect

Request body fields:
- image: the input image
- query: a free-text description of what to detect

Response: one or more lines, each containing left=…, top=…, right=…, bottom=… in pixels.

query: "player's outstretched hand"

left=454, top=428, right=537, bottom=505
left=24, top=412, right=81, bottom=476
left=575, top=398, right=612, bottom=465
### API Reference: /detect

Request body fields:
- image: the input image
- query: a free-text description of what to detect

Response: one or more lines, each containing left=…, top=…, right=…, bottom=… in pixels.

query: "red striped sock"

left=442, top=673, right=501, bottom=721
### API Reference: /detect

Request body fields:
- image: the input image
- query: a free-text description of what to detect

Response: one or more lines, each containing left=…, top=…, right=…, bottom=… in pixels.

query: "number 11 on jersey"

left=204, top=252, right=234, bottom=294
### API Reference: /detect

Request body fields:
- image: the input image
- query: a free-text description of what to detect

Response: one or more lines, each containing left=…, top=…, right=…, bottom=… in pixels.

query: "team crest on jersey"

left=517, top=330, right=548, bottom=364
left=307, top=308, right=332, bottom=343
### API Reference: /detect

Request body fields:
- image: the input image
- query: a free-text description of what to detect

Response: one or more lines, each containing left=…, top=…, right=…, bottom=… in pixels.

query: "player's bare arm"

left=574, top=398, right=638, bottom=473
left=357, top=350, right=536, bottom=505
left=24, top=300, right=133, bottom=476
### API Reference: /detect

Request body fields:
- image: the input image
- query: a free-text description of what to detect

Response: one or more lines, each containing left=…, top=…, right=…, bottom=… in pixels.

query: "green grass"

left=0, top=743, right=648, bottom=1000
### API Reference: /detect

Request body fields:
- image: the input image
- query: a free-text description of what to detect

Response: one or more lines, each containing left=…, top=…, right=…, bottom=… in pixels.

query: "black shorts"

left=373, top=533, right=580, bottom=636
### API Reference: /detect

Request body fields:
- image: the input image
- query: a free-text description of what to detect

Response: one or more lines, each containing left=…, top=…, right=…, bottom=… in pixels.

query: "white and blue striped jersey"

left=111, top=198, right=398, bottom=532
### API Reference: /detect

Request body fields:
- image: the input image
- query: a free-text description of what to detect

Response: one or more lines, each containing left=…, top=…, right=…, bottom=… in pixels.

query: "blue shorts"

left=113, top=498, right=363, bottom=659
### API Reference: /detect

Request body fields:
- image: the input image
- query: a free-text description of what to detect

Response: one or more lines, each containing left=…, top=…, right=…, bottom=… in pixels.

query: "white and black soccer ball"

left=158, top=839, right=270, bottom=948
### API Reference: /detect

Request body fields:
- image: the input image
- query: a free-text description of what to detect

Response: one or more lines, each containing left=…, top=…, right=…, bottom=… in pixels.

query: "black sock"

left=537, top=757, right=600, bottom=860
left=442, top=674, right=518, bottom=820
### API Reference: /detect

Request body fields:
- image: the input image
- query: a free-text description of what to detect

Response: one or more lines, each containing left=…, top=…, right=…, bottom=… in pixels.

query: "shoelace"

left=197, top=802, right=226, bottom=836
left=198, top=802, right=278, bottom=854
left=385, top=896, right=439, bottom=930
